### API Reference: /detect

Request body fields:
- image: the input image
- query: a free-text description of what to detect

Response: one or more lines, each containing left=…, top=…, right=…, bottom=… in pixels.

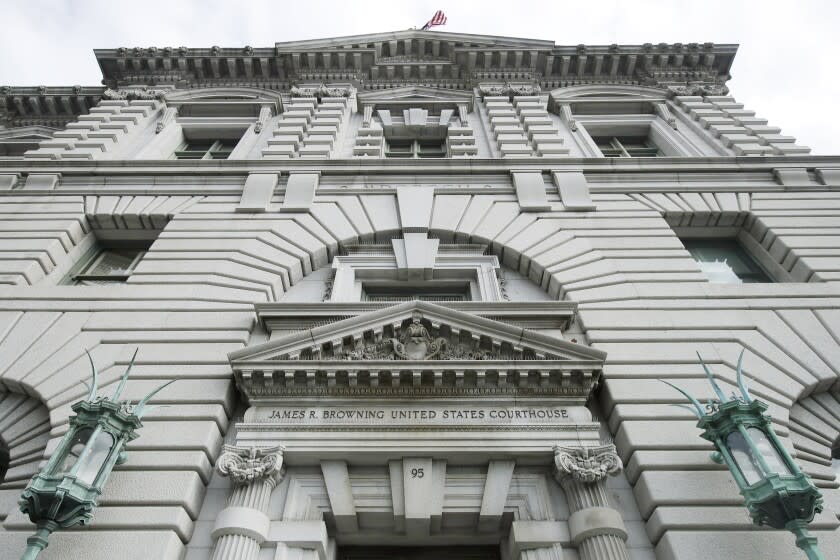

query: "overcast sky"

left=2, top=0, right=838, bottom=154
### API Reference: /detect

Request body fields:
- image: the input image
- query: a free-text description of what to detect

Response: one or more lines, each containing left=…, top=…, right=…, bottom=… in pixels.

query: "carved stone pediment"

left=229, top=301, right=605, bottom=399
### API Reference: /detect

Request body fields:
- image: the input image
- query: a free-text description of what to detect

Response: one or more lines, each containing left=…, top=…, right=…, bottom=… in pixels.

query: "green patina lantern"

left=18, top=350, right=173, bottom=560
left=665, top=350, right=825, bottom=560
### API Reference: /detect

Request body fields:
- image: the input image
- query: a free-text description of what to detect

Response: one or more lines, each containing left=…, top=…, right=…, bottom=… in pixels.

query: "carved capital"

left=554, top=444, right=622, bottom=485
left=217, top=445, right=285, bottom=486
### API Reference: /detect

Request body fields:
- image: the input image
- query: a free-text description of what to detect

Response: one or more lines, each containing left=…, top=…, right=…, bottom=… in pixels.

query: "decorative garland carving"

left=666, top=83, right=729, bottom=97
left=478, top=82, right=541, bottom=98
left=290, top=83, right=352, bottom=99
left=216, top=445, right=285, bottom=486
left=553, top=443, right=622, bottom=484
left=102, top=87, right=168, bottom=102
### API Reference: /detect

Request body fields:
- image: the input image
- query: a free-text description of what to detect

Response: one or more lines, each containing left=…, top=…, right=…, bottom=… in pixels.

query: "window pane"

left=183, top=142, right=214, bottom=152
left=727, top=430, right=763, bottom=485
left=74, top=249, right=145, bottom=285
left=683, top=239, right=771, bottom=283
left=75, top=430, right=114, bottom=486
left=746, top=427, right=792, bottom=476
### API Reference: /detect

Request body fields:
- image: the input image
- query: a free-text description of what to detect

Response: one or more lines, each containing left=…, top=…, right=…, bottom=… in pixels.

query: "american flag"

left=421, top=10, right=447, bottom=31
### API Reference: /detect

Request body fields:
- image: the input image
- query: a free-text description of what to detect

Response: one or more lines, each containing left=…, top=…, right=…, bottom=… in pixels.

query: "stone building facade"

left=0, top=30, right=838, bottom=559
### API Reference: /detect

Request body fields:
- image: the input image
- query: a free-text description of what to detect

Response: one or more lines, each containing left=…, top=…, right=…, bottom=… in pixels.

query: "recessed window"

left=385, top=139, right=447, bottom=158
left=68, top=247, right=147, bottom=285
left=593, top=135, right=662, bottom=157
left=361, top=282, right=471, bottom=302
left=174, top=139, right=238, bottom=160
left=683, top=239, right=771, bottom=283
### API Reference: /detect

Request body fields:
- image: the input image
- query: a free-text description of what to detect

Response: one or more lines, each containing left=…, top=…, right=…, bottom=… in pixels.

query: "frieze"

left=247, top=404, right=590, bottom=427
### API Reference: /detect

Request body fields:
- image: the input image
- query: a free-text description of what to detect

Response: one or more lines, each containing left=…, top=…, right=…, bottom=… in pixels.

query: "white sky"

left=2, top=0, right=838, bottom=154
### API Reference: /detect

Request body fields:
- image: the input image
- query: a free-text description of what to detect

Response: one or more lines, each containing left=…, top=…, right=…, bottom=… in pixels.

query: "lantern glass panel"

left=747, top=426, right=793, bottom=476
left=727, top=430, right=763, bottom=485
left=57, top=427, right=93, bottom=476
left=75, top=431, right=114, bottom=486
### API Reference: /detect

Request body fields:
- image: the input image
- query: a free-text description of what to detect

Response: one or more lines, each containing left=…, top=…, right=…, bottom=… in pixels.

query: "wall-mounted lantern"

left=664, top=350, right=825, bottom=560
left=18, top=350, right=174, bottom=560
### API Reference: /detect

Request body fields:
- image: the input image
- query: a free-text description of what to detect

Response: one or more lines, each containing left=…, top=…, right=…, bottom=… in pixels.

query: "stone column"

left=211, top=445, right=285, bottom=560
left=553, top=444, right=630, bottom=560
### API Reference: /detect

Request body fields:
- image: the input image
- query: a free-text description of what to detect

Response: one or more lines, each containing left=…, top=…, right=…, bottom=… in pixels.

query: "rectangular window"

left=361, top=283, right=471, bottom=302
left=69, top=247, right=146, bottom=285
left=593, top=136, right=662, bottom=157
left=683, top=239, right=771, bottom=283
left=385, top=139, right=447, bottom=159
left=174, top=139, right=239, bottom=160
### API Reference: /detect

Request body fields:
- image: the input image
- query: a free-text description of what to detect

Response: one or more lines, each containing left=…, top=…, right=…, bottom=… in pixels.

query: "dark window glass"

left=683, top=239, right=771, bottom=283
left=593, top=136, right=661, bottom=157
left=175, top=139, right=239, bottom=160
left=71, top=248, right=147, bottom=285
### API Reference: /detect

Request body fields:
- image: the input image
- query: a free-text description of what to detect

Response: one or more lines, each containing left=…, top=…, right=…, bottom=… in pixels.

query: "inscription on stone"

left=248, top=404, right=589, bottom=426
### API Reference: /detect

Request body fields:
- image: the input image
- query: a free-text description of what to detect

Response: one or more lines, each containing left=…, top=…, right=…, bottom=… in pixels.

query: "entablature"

left=255, top=301, right=578, bottom=332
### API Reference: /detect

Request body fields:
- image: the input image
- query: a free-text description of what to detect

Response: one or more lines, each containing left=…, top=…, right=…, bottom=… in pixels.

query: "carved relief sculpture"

left=338, top=312, right=499, bottom=361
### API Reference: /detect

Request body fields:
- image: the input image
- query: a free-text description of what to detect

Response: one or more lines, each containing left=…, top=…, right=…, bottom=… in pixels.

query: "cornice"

left=92, top=37, right=736, bottom=90
left=2, top=155, right=839, bottom=175
left=0, top=86, right=105, bottom=128
left=255, top=301, right=578, bottom=332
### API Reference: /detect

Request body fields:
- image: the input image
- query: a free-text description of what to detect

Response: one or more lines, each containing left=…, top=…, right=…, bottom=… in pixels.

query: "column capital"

left=553, top=443, right=622, bottom=485
left=217, top=444, right=285, bottom=486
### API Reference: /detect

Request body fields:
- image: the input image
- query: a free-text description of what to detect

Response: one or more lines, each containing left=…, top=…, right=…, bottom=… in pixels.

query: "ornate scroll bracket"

left=217, top=445, right=285, bottom=486
left=553, top=443, right=622, bottom=485
left=155, top=106, right=178, bottom=133
left=253, top=105, right=272, bottom=133
left=653, top=101, right=677, bottom=130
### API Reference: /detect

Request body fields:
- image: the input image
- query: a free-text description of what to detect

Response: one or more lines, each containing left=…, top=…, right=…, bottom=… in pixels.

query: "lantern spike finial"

left=735, top=348, right=751, bottom=403
left=661, top=380, right=704, bottom=418
left=112, top=348, right=138, bottom=401
left=697, top=351, right=728, bottom=403
left=134, top=379, right=176, bottom=419
left=84, top=350, right=99, bottom=401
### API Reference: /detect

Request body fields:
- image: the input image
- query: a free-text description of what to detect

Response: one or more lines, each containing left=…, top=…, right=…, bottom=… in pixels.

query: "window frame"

left=173, top=139, right=238, bottom=160
left=575, top=114, right=705, bottom=158
left=384, top=138, right=448, bottom=159
left=592, top=135, right=663, bottom=158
